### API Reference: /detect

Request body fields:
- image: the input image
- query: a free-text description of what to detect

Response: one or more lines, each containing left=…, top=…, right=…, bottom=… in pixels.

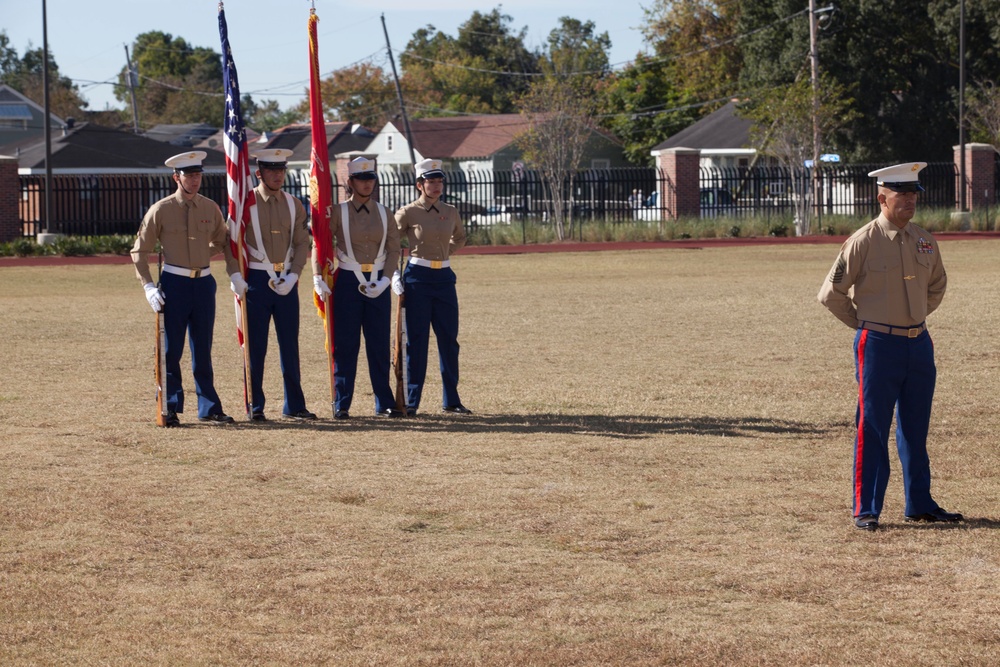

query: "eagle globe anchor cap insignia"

left=867, top=162, right=927, bottom=192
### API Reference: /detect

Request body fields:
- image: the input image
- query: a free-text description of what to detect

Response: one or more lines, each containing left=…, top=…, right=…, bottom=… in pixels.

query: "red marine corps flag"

left=219, top=2, right=255, bottom=417
left=308, top=5, right=336, bottom=415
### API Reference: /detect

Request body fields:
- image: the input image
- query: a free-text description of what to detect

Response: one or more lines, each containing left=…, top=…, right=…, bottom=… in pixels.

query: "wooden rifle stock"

left=154, top=258, right=167, bottom=426
left=155, top=307, right=167, bottom=426
left=392, top=290, right=406, bottom=411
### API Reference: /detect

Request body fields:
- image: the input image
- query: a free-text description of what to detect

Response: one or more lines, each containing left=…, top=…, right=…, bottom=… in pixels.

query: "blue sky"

left=5, top=0, right=653, bottom=112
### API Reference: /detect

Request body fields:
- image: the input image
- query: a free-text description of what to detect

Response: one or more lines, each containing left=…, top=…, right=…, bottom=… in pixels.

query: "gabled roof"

left=257, top=122, right=377, bottom=163
left=402, top=114, right=531, bottom=159
left=0, top=84, right=65, bottom=125
left=391, top=114, right=621, bottom=160
left=652, top=101, right=754, bottom=152
left=13, top=122, right=227, bottom=171
left=144, top=123, right=219, bottom=147
left=195, top=126, right=261, bottom=153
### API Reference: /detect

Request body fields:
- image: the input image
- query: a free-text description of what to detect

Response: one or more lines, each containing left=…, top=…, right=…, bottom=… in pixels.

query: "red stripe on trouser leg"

left=854, top=329, right=868, bottom=516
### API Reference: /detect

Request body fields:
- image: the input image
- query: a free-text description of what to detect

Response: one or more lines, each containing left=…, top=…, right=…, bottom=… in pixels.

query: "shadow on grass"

left=895, top=517, right=1000, bottom=531
left=228, top=412, right=836, bottom=439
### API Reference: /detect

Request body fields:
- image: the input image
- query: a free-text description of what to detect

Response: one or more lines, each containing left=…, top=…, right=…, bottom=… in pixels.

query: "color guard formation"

left=133, top=152, right=471, bottom=427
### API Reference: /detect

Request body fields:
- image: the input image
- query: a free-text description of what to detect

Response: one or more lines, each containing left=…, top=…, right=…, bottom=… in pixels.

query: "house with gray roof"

left=0, top=84, right=65, bottom=151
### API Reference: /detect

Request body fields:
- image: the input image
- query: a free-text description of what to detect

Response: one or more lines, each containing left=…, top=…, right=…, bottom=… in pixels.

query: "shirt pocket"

left=915, top=254, right=934, bottom=271
left=866, top=254, right=900, bottom=273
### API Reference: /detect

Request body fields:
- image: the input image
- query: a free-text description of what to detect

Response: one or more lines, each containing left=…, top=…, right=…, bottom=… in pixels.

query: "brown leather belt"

left=860, top=321, right=926, bottom=338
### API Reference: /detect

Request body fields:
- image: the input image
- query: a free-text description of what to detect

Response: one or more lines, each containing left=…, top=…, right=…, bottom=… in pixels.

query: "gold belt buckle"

left=273, top=262, right=285, bottom=273
left=430, top=260, right=443, bottom=269
left=908, top=327, right=919, bottom=338
left=361, top=263, right=374, bottom=272
left=188, top=268, right=200, bottom=278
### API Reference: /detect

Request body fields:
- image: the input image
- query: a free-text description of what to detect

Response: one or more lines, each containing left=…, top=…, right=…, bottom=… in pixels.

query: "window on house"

left=0, top=104, right=32, bottom=130
left=386, top=135, right=393, bottom=152
left=591, top=159, right=610, bottom=169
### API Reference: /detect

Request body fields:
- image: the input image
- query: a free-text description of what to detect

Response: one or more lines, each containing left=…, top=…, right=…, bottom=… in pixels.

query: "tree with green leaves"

left=115, top=31, right=223, bottom=127
left=400, top=9, right=539, bottom=115
left=737, top=0, right=997, bottom=162
left=739, top=74, right=859, bottom=236
left=290, top=61, right=398, bottom=130
left=640, top=0, right=742, bottom=110
left=0, top=30, right=88, bottom=121
left=598, top=54, right=700, bottom=166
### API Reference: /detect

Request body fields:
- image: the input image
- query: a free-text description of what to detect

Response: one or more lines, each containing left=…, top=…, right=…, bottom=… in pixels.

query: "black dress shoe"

left=165, top=411, right=180, bottom=427
left=406, top=407, right=417, bottom=417
left=375, top=408, right=404, bottom=418
left=334, top=410, right=350, bottom=420
left=199, top=413, right=235, bottom=424
left=854, top=515, right=879, bottom=531
left=905, top=508, right=964, bottom=523
left=284, top=409, right=317, bottom=421
left=442, top=404, right=472, bottom=415
left=249, top=412, right=267, bottom=422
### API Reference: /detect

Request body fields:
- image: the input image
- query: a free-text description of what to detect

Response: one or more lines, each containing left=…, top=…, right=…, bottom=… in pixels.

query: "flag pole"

left=219, top=0, right=255, bottom=419
left=308, top=2, right=337, bottom=416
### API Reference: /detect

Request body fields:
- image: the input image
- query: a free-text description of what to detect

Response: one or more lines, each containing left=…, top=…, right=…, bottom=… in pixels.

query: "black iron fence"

left=16, top=161, right=975, bottom=238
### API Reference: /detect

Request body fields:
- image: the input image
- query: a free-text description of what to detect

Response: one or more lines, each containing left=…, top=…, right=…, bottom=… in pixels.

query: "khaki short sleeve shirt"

left=224, top=185, right=311, bottom=276
left=131, top=190, right=227, bottom=285
left=394, top=195, right=466, bottom=262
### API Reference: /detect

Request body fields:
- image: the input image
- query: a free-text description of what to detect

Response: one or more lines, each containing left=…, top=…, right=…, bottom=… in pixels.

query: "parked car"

left=700, top=187, right=736, bottom=218
left=632, top=188, right=739, bottom=221
left=468, top=205, right=513, bottom=225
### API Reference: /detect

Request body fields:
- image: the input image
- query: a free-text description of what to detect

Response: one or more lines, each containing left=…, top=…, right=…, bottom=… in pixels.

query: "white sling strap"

left=339, top=201, right=388, bottom=289
left=248, top=192, right=296, bottom=283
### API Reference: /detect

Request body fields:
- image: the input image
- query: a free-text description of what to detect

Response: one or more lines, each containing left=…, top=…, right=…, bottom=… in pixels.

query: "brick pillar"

left=954, top=143, right=997, bottom=210
left=0, top=156, right=19, bottom=243
left=656, top=148, right=700, bottom=219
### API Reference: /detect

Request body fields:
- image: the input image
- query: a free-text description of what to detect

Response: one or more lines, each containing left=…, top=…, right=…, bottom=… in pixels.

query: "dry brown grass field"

left=2, top=241, right=1000, bottom=666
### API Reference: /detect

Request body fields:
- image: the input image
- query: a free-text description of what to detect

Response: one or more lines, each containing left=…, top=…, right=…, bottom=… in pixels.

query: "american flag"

left=219, top=4, right=255, bottom=413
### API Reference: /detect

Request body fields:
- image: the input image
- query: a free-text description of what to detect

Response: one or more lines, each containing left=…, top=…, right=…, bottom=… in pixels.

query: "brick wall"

left=954, top=143, right=996, bottom=210
left=0, top=156, right=19, bottom=242
left=655, top=148, right=701, bottom=219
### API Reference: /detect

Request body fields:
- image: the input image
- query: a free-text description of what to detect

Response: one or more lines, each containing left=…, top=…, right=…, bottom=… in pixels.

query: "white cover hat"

left=867, top=162, right=927, bottom=192
left=347, top=157, right=377, bottom=179
left=251, top=148, right=293, bottom=168
left=165, top=151, right=207, bottom=172
left=415, top=158, right=444, bottom=179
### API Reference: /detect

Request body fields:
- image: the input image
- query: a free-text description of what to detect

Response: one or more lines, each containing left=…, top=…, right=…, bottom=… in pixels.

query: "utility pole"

left=809, top=0, right=821, bottom=233
left=41, top=0, right=53, bottom=238
left=381, top=14, right=417, bottom=170
left=959, top=0, right=967, bottom=213
left=124, top=45, right=141, bottom=133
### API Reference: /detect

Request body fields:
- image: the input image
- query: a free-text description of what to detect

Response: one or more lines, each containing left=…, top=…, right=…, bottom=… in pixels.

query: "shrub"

left=52, top=236, right=97, bottom=257
left=11, top=237, right=39, bottom=257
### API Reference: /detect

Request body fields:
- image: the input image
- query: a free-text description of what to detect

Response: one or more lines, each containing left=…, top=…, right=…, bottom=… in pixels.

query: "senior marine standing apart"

left=225, top=148, right=316, bottom=422
left=131, top=151, right=234, bottom=426
left=312, top=157, right=402, bottom=419
left=393, top=158, right=471, bottom=417
left=818, top=162, right=963, bottom=531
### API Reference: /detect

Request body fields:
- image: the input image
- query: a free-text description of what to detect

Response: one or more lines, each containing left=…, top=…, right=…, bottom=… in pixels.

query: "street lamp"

left=809, top=2, right=835, bottom=232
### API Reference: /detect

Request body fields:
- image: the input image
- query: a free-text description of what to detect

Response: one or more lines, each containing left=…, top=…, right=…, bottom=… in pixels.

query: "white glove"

left=313, top=274, right=332, bottom=298
left=143, top=282, right=164, bottom=312
left=229, top=272, right=248, bottom=297
left=272, top=273, right=298, bottom=297
left=391, top=271, right=404, bottom=296
left=362, top=276, right=390, bottom=299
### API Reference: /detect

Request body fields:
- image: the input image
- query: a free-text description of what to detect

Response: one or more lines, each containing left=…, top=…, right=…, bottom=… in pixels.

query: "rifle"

left=154, top=251, right=168, bottom=426
left=392, top=252, right=407, bottom=412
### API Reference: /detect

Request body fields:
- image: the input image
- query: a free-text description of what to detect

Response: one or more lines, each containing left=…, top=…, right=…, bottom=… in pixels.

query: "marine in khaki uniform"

left=131, top=151, right=233, bottom=426
left=312, top=157, right=402, bottom=418
left=818, top=162, right=962, bottom=531
left=392, top=158, right=470, bottom=416
left=225, top=148, right=316, bottom=422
